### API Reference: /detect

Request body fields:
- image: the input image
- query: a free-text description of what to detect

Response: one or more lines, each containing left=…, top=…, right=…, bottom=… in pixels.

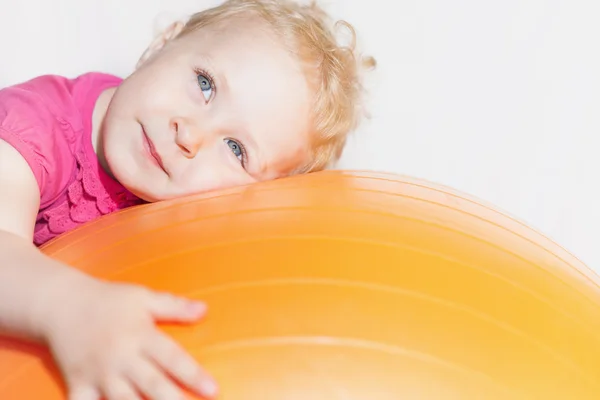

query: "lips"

left=142, top=127, right=168, bottom=175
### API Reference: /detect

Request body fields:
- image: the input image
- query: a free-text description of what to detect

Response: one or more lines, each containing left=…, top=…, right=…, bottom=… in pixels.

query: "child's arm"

left=0, top=138, right=86, bottom=340
left=0, top=139, right=217, bottom=400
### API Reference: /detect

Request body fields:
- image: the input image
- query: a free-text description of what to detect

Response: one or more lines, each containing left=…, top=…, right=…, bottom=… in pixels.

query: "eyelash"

left=193, top=67, right=217, bottom=101
left=227, top=138, right=249, bottom=169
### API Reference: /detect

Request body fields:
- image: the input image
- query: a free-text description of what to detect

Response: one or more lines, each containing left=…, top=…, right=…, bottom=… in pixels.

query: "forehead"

left=181, top=19, right=312, bottom=176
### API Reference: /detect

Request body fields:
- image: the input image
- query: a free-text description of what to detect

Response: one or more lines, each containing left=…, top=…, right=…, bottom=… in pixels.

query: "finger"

left=103, top=378, right=142, bottom=400
left=126, top=358, right=186, bottom=400
left=146, top=291, right=207, bottom=322
left=145, top=331, right=218, bottom=398
left=68, top=384, right=100, bottom=400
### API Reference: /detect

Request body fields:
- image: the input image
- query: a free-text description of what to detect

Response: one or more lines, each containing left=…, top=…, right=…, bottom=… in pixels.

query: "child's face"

left=99, top=18, right=312, bottom=202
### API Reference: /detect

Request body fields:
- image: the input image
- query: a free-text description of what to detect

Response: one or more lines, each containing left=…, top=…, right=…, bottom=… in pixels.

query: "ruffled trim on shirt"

left=34, top=151, right=143, bottom=245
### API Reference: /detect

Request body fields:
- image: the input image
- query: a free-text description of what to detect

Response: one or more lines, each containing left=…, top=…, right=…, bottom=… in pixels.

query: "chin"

left=128, top=188, right=162, bottom=203
left=104, top=161, right=157, bottom=204
left=120, top=178, right=165, bottom=203
left=123, top=178, right=177, bottom=203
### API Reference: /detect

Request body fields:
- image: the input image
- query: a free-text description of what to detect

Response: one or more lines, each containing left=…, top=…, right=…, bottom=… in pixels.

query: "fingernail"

left=188, top=301, right=207, bottom=314
left=200, top=378, right=218, bottom=397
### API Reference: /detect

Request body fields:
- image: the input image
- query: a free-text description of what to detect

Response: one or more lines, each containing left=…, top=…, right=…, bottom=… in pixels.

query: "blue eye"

left=197, top=73, right=213, bottom=101
left=224, top=138, right=245, bottom=163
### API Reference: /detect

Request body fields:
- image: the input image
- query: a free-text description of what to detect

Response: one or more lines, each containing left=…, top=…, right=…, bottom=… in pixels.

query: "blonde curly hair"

left=180, top=0, right=375, bottom=173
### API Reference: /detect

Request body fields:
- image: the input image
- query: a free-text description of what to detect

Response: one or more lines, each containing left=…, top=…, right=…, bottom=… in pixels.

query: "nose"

left=172, top=118, right=202, bottom=159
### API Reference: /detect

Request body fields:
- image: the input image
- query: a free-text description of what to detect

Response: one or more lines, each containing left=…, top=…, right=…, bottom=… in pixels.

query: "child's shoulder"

left=0, top=72, right=121, bottom=132
left=0, top=72, right=122, bottom=207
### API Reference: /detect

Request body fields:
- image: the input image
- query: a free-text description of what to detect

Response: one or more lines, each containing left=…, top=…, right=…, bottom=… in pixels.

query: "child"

left=0, top=0, right=374, bottom=399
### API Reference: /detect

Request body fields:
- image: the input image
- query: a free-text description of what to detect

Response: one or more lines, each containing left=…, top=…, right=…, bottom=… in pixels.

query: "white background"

left=1, top=0, right=599, bottom=270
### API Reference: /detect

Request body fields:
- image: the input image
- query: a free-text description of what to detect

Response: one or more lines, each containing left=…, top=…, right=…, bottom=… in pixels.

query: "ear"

left=136, top=21, right=185, bottom=69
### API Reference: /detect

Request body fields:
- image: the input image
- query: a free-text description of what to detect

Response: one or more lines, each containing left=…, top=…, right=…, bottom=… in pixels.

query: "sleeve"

left=0, top=78, right=76, bottom=209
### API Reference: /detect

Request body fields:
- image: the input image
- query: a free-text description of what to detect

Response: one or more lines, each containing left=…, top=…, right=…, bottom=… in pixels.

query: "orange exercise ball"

left=2, top=170, right=600, bottom=399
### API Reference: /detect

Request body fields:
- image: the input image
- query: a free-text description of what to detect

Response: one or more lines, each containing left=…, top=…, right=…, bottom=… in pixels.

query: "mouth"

left=142, top=126, right=168, bottom=176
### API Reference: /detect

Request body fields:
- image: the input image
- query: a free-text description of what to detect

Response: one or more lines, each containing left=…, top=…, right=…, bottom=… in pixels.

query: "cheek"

left=102, top=115, right=135, bottom=155
left=124, top=68, right=193, bottom=113
left=173, top=146, right=252, bottom=194
left=176, top=170, right=246, bottom=195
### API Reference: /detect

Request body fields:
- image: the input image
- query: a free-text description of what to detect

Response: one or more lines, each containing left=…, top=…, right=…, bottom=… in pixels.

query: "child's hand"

left=42, top=278, right=217, bottom=400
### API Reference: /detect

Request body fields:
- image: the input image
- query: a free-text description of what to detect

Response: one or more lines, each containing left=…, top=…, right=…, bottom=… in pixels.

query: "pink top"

left=0, top=73, right=144, bottom=246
